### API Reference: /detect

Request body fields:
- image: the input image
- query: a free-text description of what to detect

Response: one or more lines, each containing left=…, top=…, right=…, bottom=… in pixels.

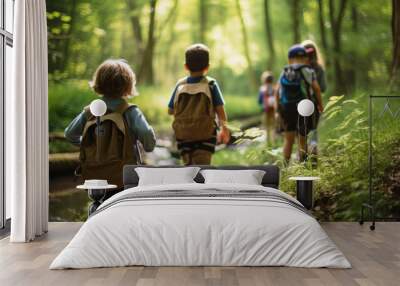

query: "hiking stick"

left=96, top=117, right=101, bottom=162
left=134, top=140, right=143, bottom=165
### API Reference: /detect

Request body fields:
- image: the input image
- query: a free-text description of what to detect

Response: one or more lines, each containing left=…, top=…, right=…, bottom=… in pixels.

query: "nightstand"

left=289, top=176, right=320, bottom=210
left=77, top=181, right=117, bottom=216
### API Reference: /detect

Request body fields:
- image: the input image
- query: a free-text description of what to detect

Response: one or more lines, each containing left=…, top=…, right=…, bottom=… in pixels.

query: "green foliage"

left=214, top=93, right=400, bottom=221
left=46, top=0, right=393, bottom=93
left=212, top=143, right=275, bottom=166
left=48, top=80, right=97, bottom=133
left=223, top=95, right=260, bottom=119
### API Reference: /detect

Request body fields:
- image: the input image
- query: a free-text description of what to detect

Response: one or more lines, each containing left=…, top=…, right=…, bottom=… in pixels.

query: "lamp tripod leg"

left=370, top=207, right=375, bottom=231
left=359, top=205, right=364, bottom=225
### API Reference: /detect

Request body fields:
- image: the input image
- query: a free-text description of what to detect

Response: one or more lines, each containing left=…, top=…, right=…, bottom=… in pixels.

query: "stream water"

left=49, top=146, right=178, bottom=221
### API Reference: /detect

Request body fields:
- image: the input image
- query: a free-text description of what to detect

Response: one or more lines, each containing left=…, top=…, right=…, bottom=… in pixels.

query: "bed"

left=50, top=165, right=350, bottom=269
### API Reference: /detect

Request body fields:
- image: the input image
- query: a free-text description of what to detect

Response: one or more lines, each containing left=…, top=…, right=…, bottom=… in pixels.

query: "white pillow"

left=200, top=169, right=266, bottom=185
left=135, top=167, right=200, bottom=186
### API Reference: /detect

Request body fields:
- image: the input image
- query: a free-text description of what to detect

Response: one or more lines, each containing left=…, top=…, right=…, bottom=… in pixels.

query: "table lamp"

left=297, top=99, right=314, bottom=161
left=89, top=99, right=107, bottom=161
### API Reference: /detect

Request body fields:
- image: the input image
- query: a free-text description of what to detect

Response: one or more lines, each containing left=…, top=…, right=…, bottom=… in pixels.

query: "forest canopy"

left=46, top=0, right=398, bottom=94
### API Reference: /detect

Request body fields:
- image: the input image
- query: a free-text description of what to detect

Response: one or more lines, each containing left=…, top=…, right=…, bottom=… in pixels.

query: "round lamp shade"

left=89, top=99, right=107, bottom=117
left=297, top=99, right=315, bottom=117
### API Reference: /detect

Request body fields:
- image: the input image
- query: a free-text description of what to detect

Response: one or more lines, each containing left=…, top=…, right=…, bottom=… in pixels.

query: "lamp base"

left=296, top=180, right=313, bottom=210
left=87, top=189, right=106, bottom=216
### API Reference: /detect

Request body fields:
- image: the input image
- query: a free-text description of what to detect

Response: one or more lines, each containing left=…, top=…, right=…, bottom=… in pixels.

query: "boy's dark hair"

left=185, top=43, right=210, bottom=72
left=91, top=59, right=137, bottom=98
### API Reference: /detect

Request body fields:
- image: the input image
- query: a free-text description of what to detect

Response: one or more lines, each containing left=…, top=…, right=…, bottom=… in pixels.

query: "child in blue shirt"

left=274, top=45, right=323, bottom=163
left=65, top=59, right=156, bottom=152
left=65, top=59, right=156, bottom=195
left=168, top=44, right=230, bottom=165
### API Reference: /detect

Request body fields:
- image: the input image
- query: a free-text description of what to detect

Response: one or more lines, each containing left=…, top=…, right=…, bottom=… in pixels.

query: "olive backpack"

left=172, top=77, right=216, bottom=142
left=79, top=100, right=140, bottom=188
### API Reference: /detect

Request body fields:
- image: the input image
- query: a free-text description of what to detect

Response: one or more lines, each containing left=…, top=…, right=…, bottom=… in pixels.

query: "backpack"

left=172, top=77, right=216, bottom=142
left=79, top=100, right=139, bottom=188
left=262, top=85, right=275, bottom=112
left=279, top=65, right=310, bottom=105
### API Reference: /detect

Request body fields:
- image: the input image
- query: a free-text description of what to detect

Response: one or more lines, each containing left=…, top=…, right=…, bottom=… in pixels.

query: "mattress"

left=50, top=183, right=351, bottom=269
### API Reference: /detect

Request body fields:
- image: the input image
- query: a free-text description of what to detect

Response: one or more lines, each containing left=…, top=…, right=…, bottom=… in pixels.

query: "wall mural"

left=46, top=0, right=400, bottom=222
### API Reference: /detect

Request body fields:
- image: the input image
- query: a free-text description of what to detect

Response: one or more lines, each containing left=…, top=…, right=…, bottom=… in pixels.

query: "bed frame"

left=123, top=165, right=280, bottom=189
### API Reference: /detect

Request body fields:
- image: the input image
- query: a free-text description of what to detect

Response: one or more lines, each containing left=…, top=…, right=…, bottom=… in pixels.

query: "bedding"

left=50, top=183, right=351, bottom=269
left=200, top=169, right=266, bottom=185
left=135, top=167, right=200, bottom=186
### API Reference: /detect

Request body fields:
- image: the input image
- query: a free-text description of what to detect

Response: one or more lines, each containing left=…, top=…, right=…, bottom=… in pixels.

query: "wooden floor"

left=0, top=222, right=399, bottom=286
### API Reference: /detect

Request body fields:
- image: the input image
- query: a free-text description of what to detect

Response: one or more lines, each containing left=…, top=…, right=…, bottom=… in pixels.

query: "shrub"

left=214, top=93, right=400, bottom=221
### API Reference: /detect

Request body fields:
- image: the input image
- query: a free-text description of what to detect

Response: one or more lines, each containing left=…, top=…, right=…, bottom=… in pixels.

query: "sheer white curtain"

left=8, top=0, right=49, bottom=242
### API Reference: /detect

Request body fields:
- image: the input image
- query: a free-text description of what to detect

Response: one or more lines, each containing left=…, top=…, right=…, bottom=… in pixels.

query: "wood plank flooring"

left=0, top=222, right=399, bottom=286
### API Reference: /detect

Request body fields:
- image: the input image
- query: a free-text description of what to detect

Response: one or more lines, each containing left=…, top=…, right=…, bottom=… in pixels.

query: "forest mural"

left=46, top=0, right=400, bottom=222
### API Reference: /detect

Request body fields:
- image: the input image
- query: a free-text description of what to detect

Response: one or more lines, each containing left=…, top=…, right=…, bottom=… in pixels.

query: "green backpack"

left=79, top=101, right=139, bottom=188
left=172, top=77, right=217, bottom=142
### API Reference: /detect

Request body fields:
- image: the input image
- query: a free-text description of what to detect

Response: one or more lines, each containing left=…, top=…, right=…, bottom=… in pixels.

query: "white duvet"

left=50, top=183, right=351, bottom=269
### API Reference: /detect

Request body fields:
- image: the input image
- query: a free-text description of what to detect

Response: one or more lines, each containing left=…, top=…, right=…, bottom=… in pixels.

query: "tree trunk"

left=347, top=3, right=358, bottom=90
left=235, top=0, right=257, bottom=89
left=317, top=0, right=328, bottom=52
left=137, top=0, right=157, bottom=84
left=199, top=0, right=207, bottom=43
left=351, top=3, right=358, bottom=32
left=291, top=0, right=301, bottom=43
left=126, top=0, right=144, bottom=59
left=263, top=0, right=275, bottom=69
left=391, top=0, right=400, bottom=88
left=328, top=0, right=348, bottom=94
left=61, top=0, right=77, bottom=73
